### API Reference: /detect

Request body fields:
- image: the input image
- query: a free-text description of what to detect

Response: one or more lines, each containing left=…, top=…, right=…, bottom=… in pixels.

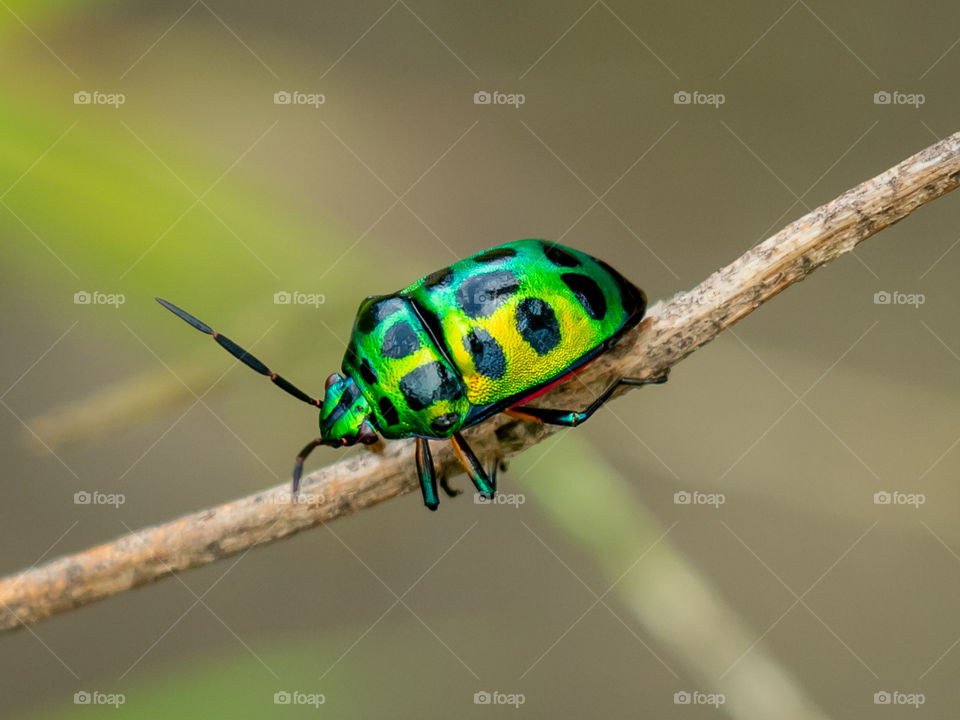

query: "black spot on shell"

left=381, top=321, right=421, bottom=359
left=399, top=361, right=463, bottom=411
left=473, top=247, right=517, bottom=264
left=596, top=260, right=646, bottom=318
left=516, top=297, right=560, bottom=355
left=344, top=343, right=359, bottom=369
left=359, top=357, right=378, bottom=385
left=541, top=242, right=581, bottom=268
left=356, top=296, right=404, bottom=334
left=422, top=267, right=453, bottom=290
left=456, top=271, right=519, bottom=318
left=430, top=412, right=460, bottom=434
left=463, top=328, right=506, bottom=379
left=378, top=396, right=399, bottom=426
left=562, top=272, right=607, bottom=321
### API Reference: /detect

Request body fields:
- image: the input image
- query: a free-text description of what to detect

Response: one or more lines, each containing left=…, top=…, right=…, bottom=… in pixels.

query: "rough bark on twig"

left=2, top=131, right=959, bottom=635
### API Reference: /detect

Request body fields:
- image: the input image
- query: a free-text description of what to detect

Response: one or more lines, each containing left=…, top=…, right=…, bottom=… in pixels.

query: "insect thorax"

left=342, top=294, right=469, bottom=439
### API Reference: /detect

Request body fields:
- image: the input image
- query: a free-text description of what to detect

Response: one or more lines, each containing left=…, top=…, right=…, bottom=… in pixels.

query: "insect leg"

left=487, top=455, right=505, bottom=489
left=509, top=373, right=668, bottom=427
left=441, top=454, right=502, bottom=498
left=450, top=432, right=495, bottom=498
left=415, top=437, right=440, bottom=511
left=292, top=438, right=324, bottom=498
left=439, top=472, right=461, bottom=498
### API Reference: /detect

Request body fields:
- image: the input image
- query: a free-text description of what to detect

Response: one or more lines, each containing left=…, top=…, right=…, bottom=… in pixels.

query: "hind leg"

left=507, top=374, right=667, bottom=427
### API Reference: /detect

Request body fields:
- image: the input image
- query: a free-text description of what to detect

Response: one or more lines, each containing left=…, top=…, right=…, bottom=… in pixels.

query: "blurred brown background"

left=1, top=1, right=959, bottom=717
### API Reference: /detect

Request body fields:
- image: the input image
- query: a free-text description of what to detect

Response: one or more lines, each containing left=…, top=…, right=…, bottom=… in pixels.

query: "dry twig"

left=2, top=131, right=959, bottom=635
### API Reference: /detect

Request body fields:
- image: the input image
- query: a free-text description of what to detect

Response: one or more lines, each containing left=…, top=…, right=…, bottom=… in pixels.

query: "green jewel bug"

left=157, top=239, right=666, bottom=510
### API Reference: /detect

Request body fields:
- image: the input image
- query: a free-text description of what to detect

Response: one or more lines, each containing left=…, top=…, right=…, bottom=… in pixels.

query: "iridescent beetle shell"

left=157, top=238, right=658, bottom=511
left=338, top=239, right=646, bottom=440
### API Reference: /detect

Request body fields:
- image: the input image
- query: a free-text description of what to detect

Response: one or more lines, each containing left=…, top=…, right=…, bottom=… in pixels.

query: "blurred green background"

left=2, top=1, right=960, bottom=717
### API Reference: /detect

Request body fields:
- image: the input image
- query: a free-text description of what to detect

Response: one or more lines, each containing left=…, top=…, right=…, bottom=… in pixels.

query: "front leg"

left=415, top=437, right=440, bottom=510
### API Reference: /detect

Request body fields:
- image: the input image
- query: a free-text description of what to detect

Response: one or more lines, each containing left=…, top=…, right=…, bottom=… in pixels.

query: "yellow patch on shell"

left=447, top=292, right=598, bottom=406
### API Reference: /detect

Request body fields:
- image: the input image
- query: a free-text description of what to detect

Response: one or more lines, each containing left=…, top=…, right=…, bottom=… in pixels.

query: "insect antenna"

left=156, top=298, right=321, bottom=408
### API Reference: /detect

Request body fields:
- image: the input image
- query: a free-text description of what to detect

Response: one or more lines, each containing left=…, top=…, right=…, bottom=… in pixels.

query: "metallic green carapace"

left=157, top=239, right=664, bottom=511
left=339, top=239, right=646, bottom=439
